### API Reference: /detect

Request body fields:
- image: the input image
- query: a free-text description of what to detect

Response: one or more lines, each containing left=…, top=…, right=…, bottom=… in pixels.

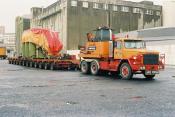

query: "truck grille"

left=143, top=54, right=159, bottom=65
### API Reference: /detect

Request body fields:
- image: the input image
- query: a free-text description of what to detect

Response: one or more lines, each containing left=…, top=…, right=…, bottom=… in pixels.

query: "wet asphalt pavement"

left=0, top=60, right=175, bottom=117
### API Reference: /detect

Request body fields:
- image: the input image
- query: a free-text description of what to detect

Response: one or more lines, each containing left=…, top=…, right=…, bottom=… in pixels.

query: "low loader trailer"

left=8, top=56, right=79, bottom=70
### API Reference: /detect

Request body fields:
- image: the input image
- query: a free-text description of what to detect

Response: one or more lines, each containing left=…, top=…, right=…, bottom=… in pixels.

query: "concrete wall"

left=66, top=0, right=162, bottom=50
left=147, top=40, right=175, bottom=65
left=31, top=0, right=162, bottom=50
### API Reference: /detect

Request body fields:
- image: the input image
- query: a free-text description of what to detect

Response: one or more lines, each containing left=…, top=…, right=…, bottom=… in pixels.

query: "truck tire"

left=144, top=74, right=155, bottom=80
left=120, top=63, right=133, bottom=80
left=90, top=61, right=99, bottom=75
left=80, top=61, right=89, bottom=74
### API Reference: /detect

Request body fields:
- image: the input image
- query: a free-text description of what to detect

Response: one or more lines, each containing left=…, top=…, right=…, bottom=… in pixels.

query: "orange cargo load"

left=22, top=28, right=63, bottom=56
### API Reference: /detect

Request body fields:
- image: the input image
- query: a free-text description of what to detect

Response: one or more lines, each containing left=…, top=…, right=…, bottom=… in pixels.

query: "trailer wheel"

left=22, top=61, right=25, bottom=66
left=16, top=61, right=19, bottom=65
left=120, top=63, right=133, bottom=80
left=26, top=62, right=29, bottom=67
left=39, top=63, right=43, bottom=69
left=50, top=63, right=55, bottom=70
left=80, top=61, right=89, bottom=74
left=144, top=74, right=155, bottom=80
left=30, top=62, right=33, bottom=67
left=44, top=63, right=48, bottom=70
left=90, top=61, right=99, bottom=75
left=34, top=62, right=38, bottom=68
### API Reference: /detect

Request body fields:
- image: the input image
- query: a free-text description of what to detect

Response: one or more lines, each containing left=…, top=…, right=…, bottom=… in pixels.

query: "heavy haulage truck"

left=79, top=27, right=165, bottom=80
left=9, top=28, right=79, bottom=70
left=9, top=27, right=165, bottom=80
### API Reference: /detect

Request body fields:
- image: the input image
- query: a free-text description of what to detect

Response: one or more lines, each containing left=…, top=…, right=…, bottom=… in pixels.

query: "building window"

left=93, top=3, right=99, bottom=9
left=71, top=0, right=77, bottom=7
left=156, top=11, right=161, bottom=16
left=133, top=8, right=141, bottom=13
left=82, top=2, right=88, bottom=8
left=145, top=9, right=153, bottom=15
left=121, top=6, right=129, bottom=12
left=113, top=5, right=118, bottom=11
left=103, top=4, right=108, bottom=10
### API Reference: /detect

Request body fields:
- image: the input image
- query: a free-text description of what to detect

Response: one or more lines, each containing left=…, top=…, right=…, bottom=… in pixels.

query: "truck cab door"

left=114, top=41, right=123, bottom=59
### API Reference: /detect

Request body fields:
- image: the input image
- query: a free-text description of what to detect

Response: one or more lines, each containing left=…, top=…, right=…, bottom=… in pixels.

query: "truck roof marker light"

left=112, top=34, right=116, bottom=40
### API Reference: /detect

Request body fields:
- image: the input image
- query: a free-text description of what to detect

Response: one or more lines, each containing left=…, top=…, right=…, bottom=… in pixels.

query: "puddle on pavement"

left=22, top=85, right=49, bottom=88
left=64, top=84, right=76, bottom=87
left=66, top=101, right=78, bottom=105
left=130, top=96, right=146, bottom=99
left=124, top=88, right=133, bottom=90
left=0, top=103, right=28, bottom=109
left=100, top=94, right=106, bottom=97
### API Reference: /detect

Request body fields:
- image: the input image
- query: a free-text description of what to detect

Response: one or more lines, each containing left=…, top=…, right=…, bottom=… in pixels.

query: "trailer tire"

left=22, top=61, right=25, bottom=66
left=34, top=62, right=38, bottom=68
left=50, top=63, right=55, bottom=70
left=120, top=62, right=133, bottom=80
left=26, top=62, right=29, bottom=67
left=80, top=61, right=89, bottom=74
left=90, top=61, right=99, bottom=75
left=39, top=63, right=43, bottom=69
left=44, top=63, right=48, bottom=70
left=30, top=62, right=33, bottom=67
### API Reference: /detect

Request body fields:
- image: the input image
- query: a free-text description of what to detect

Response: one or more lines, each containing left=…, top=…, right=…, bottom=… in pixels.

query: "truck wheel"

left=144, top=74, right=155, bottom=80
left=80, top=61, right=89, bottom=74
left=120, top=63, right=133, bottom=80
left=90, top=61, right=99, bottom=75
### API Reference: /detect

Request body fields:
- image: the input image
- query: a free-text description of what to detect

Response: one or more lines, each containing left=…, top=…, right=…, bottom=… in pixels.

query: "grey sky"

left=0, top=0, right=162, bottom=33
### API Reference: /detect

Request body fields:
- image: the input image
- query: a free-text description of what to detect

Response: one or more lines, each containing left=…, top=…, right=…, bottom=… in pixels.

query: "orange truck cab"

left=79, top=27, right=165, bottom=80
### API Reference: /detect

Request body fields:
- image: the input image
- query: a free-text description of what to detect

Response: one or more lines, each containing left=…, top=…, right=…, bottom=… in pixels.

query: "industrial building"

left=116, top=27, right=175, bottom=65
left=15, top=16, right=31, bottom=56
left=1, top=33, right=16, bottom=57
left=31, top=0, right=162, bottom=50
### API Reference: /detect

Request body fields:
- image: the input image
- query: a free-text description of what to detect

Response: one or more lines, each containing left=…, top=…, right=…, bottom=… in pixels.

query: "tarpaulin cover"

left=22, top=28, right=63, bottom=56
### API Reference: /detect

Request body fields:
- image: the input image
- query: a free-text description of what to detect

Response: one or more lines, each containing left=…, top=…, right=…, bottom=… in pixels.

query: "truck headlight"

left=140, top=66, right=145, bottom=70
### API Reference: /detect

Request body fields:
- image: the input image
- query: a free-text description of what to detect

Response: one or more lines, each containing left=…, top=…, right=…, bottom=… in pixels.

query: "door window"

left=115, top=41, right=122, bottom=49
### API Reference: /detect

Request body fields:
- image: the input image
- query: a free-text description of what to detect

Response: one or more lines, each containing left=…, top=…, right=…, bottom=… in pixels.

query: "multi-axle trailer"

left=8, top=57, right=79, bottom=70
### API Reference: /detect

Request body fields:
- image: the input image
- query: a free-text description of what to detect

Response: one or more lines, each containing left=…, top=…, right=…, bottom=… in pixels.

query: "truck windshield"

left=124, top=40, right=145, bottom=49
